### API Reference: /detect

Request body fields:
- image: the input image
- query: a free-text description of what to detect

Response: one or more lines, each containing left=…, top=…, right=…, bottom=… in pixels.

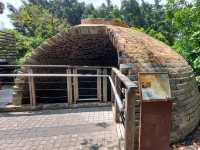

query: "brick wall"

left=0, top=31, right=16, bottom=63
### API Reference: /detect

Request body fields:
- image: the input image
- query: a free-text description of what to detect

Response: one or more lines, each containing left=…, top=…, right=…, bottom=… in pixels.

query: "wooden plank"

left=66, top=69, right=73, bottom=105
left=97, top=69, right=102, bottom=102
left=112, top=67, right=137, bottom=88
left=124, top=87, right=137, bottom=150
left=73, top=68, right=79, bottom=104
left=111, top=71, right=115, bottom=103
left=115, top=76, right=121, bottom=123
left=103, top=68, right=108, bottom=102
left=28, top=69, right=36, bottom=106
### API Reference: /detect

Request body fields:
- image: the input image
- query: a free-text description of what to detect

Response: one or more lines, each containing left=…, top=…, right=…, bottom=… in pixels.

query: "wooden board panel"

left=139, top=101, right=172, bottom=150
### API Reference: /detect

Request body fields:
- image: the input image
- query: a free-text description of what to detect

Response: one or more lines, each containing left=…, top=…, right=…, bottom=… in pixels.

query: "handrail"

left=0, top=66, right=139, bottom=150
left=0, top=67, right=134, bottom=113
left=112, top=67, right=137, bottom=88
left=0, top=72, right=124, bottom=112
left=0, top=74, right=109, bottom=77
left=0, top=65, right=113, bottom=69
left=108, top=76, right=124, bottom=112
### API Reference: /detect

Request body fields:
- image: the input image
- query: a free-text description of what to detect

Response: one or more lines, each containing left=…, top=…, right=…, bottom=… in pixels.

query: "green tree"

left=29, top=0, right=85, bottom=25
left=121, top=0, right=144, bottom=27
left=165, top=0, right=200, bottom=83
left=7, top=3, right=69, bottom=63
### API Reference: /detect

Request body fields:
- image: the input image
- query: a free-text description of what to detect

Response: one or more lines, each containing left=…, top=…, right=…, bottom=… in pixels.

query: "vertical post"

left=28, top=69, right=36, bottom=107
left=114, top=75, right=120, bottom=123
left=103, top=68, right=107, bottom=102
left=111, top=70, right=115, bottom=103
left=66, top=68, right=72, bottom=105
left=124, top=86, right=137, bottom=150
left=97, top=69, right=102, bottom=102
left=73, top=68, right=79, bottom=104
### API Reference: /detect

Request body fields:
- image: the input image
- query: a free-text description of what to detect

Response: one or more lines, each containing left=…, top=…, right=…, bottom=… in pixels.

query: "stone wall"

left=0, top=31, right=16, bottom=63
left=14, top=24, right=200, bottom=142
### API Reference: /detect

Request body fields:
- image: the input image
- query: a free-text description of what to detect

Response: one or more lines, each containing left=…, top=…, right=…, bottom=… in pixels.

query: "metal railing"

left=0, top=65, right=138, bottom=150
left=0, top=65, right=111, bottom=105
left=111, top=67, right=138, bottom=150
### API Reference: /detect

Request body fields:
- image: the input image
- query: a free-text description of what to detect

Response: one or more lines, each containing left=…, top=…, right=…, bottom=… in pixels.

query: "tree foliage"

left=165, top=0, right=200, bottom=82
left=4, top=0, right=200, bottom=84
left=6, top=3, right=69, bottom=64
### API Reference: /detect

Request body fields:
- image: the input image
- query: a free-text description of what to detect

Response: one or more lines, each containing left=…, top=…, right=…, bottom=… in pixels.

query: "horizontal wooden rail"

left=112, top=67, right=137, bottom=88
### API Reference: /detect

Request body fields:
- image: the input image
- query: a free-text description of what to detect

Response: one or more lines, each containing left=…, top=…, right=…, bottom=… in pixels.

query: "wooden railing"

left=111, top=67, right=138, bottom=150
left=0, top=65, right=139, bottom=150
left=0, top=65, right=111, bottom=105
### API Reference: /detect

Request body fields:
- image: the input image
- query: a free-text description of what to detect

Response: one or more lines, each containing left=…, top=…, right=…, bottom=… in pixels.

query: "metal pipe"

left=108, top=76, right=124, bottom=112
left=0, top=65, right=113, bottom=69
left=0, top=69, right=127, bottom=112
left=0, top=74, right=109, bottom=77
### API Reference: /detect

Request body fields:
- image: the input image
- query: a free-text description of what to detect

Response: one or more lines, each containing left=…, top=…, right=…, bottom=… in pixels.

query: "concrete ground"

left=0, top=107, right=119, bottom=150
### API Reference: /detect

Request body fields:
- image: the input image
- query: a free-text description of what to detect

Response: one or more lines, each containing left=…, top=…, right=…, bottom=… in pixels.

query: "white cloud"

left=0, top=0, right=23, bottom=29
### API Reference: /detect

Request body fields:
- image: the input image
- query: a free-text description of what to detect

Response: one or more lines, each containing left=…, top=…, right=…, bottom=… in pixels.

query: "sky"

left=0, top=0, right=162, bottom=29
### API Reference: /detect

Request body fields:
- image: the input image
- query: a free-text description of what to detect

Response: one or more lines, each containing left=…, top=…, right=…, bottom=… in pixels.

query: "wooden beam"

left=97, top=69, right=102, bottom=102
left=28, top=69, right=36, bottom=106
left=112, top=67, right=137, bottom=88
left=124, top=86, right=137, bottom=150
left=66, top=69, right=73, bottom=105
left=114, top=75, right=121, bottom=123
left=103, top=69, right=108, bottom=102
left=73, top=68, right=79, bottom=104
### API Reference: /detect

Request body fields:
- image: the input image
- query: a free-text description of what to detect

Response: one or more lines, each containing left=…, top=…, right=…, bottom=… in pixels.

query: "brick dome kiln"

left=14, top=19, right=200, bottom=142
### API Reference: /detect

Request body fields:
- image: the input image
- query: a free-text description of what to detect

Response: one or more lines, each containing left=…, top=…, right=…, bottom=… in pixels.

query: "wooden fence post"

left=28, top=69, right=36, bottom=107
left=66, top=68, right=72, bottom=105
left=115, top=75, right=121, bottom=123
left=73, top=68, right=78, bottom=104
left=103, top=68, right=107, bottom=102
left=124, top=86, right=137, bottom=150
left=97, top=69, right=102, bottom=102
left=111, top=71, right=115, bottom=103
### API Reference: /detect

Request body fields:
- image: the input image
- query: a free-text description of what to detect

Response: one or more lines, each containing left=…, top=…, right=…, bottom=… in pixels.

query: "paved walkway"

left=0, top=107, right=119, bottom=150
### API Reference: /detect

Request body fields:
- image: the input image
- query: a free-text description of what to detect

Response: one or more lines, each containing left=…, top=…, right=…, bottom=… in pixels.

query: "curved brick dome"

left=15, top=24, right=200, bottom=142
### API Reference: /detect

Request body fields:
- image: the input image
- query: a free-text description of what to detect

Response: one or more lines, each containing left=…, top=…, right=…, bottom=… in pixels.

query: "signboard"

left=138, top=72, right=172, bottom=150
left=139, top=73, right=171, bottom=101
